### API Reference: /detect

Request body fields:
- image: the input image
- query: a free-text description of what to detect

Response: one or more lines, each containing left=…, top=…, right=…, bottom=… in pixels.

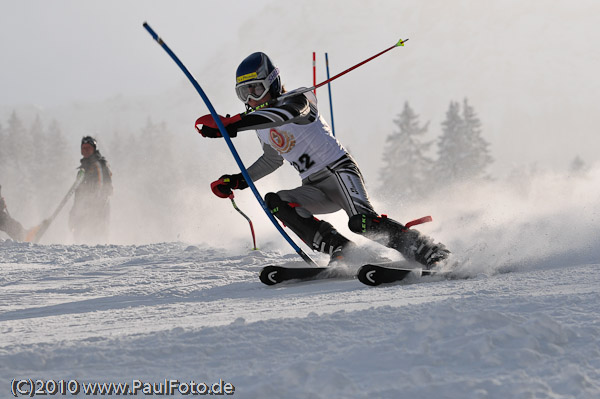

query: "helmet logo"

left=237, top=72, right=258, bottom=84
left=266, top=67, right=280, bottom=84
left=269, top=128, right=295, bottom=154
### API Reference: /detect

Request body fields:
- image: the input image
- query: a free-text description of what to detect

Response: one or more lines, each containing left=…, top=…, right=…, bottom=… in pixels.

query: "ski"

left=259, top=265, right=351, bottom=285
left=357, top=262, right=436, bottom=286
left=260, top=260, right=442, bottom=286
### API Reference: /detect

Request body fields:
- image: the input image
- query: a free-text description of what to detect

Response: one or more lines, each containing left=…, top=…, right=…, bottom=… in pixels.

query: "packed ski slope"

left=1, top=239, right=599, bottom=398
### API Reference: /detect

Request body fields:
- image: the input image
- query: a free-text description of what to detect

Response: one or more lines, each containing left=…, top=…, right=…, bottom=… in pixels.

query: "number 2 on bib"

left=292, top=154, right=315, bottom=173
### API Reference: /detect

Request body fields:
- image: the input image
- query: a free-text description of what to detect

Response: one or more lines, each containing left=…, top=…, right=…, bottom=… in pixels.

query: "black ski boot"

left=313, top=220, right=356, bottom=266
left=265, top=192, right=355, bottom=265
left=349, top=214, right=449, bottom=268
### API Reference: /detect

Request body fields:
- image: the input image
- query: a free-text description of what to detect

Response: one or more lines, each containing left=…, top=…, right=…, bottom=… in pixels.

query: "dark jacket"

left=69, top=151, right=113, bottom=242
left=0, top=187, right=26, bottom=241
left=74, top=151, right=113, bottom=202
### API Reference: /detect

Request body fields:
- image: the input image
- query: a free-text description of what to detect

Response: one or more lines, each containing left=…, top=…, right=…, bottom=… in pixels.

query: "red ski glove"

left=210, top=174, right=248, bottom=198
left=195, top=113, right=241, bottom=138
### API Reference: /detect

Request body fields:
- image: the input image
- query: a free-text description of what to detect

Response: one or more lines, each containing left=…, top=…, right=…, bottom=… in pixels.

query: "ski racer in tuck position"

left=195, top=52, right=449, bottom=268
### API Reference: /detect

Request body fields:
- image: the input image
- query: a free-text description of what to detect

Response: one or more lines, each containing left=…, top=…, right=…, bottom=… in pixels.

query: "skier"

left=0, top=184, right=27, bottom=241
left=68, top=136, right=113, bottom=244
left=195, top=52, right=449, bottom=268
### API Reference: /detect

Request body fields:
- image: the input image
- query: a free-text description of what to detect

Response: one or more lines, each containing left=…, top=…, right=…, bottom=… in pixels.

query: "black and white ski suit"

left=217, top=89, right=449, bottom=266
left=234, top=89, right=376, bottom=219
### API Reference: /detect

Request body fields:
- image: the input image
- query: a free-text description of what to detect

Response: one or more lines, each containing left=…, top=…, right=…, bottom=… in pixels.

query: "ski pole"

left=325, top=52, right=336, bottom=136
left=313, top=38, right=408, bottom=92
left=31, top=169, right=85, bottom=243
left=228, top=193, right=258, bottom=250
left=244, top=38, right=408, bottom=114
left=143, top=22, right=317, bottom=266
left=312, top=51, right=316, bottom=95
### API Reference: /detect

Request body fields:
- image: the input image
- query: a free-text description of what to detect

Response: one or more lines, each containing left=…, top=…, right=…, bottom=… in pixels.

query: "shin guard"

left=265, top=193, right=350, bottom=256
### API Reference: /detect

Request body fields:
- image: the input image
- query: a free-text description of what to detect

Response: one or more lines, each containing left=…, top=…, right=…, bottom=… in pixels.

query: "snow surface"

left=1, top=239, right=599, bottom=398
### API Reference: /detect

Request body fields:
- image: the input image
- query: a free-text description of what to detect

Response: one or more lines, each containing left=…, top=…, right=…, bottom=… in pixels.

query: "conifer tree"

left=4, top=112, right=35, bottom=215
left=461, top=98, right=493, bottom=180
left=569, top=155, right=590, bottom=176
left=44, top=120, right=73, bottom=206
left=432, top=101, right=463, bottom=186
left=379, top=102, right=432, bottom=201
left=29, top=115, right=47, bottom=198
left=5, top=112, right=28, bottom=173
left=116, top=118, right=180, bottom=238
left=433, top=99, right=493, bottom=187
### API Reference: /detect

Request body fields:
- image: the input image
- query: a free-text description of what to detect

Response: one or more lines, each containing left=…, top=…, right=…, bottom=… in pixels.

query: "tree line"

left=0, top=112, right=72, bottom=221
left=1, top=103, right=592, bottom=240
left=377, top=98, right=592, bottom=204
left=379, top=99, right=492, bottom=202
left=0, top=112, right=187, bottom=240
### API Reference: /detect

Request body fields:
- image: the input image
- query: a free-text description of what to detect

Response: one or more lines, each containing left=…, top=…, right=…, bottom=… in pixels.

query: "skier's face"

left=247, top=92, right=271, bottom=109
left=81, top=143, right=95, bottom=158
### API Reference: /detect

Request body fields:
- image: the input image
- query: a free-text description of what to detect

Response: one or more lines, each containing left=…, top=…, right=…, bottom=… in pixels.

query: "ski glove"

left=210, top=174, right=249, bottom=198
left=195, top=113, right=241, bottom=138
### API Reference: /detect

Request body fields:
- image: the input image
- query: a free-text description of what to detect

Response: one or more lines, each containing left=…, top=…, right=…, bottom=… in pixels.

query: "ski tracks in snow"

left=1, top=240, right=599, bottom=398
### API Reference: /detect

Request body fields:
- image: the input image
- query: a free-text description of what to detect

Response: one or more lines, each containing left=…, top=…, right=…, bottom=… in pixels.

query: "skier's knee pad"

left=264, top=192, right=319, bottom=242
left=265, top=192, right=300, bottom=222
left=348, top=214, right=363, bottom=234
left=265, top=193, right=350, bottom=254
left=265, top=192, right=288, bottom=222
left=348, top=213, right=388, bottom=235
left=264, top=192, right=282, bottom=211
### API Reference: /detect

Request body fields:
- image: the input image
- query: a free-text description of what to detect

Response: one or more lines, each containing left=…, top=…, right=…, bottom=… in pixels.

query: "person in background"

left=0, top=184, right=27, bottom=241
left=195, top=52, right=449, bottom=268
left=68, top=136, right=113, bottom=244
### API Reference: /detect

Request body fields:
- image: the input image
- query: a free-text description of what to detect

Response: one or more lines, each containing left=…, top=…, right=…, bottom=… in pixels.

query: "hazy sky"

left=2, top=0, right=600, bottom=246
left=2, top=0, right=600, bottom=177
left=0, top=0, right=272, bottom=106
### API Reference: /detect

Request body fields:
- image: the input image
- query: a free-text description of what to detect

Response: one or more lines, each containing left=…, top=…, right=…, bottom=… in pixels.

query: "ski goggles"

left=235, top=67, right=280, bottom=103
left=81, top=136, right=97, bottom=149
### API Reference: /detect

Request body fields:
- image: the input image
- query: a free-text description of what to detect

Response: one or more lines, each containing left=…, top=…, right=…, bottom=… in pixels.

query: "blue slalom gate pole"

left=143, top=22, right=317, bottom=266
left=325, top=53, right=336, bottom=136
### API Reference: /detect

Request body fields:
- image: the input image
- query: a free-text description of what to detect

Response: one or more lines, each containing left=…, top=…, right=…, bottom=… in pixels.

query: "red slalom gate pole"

left=244, top=38, right=409, bottom=114
left=311, top=38, right=408, bottom=92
